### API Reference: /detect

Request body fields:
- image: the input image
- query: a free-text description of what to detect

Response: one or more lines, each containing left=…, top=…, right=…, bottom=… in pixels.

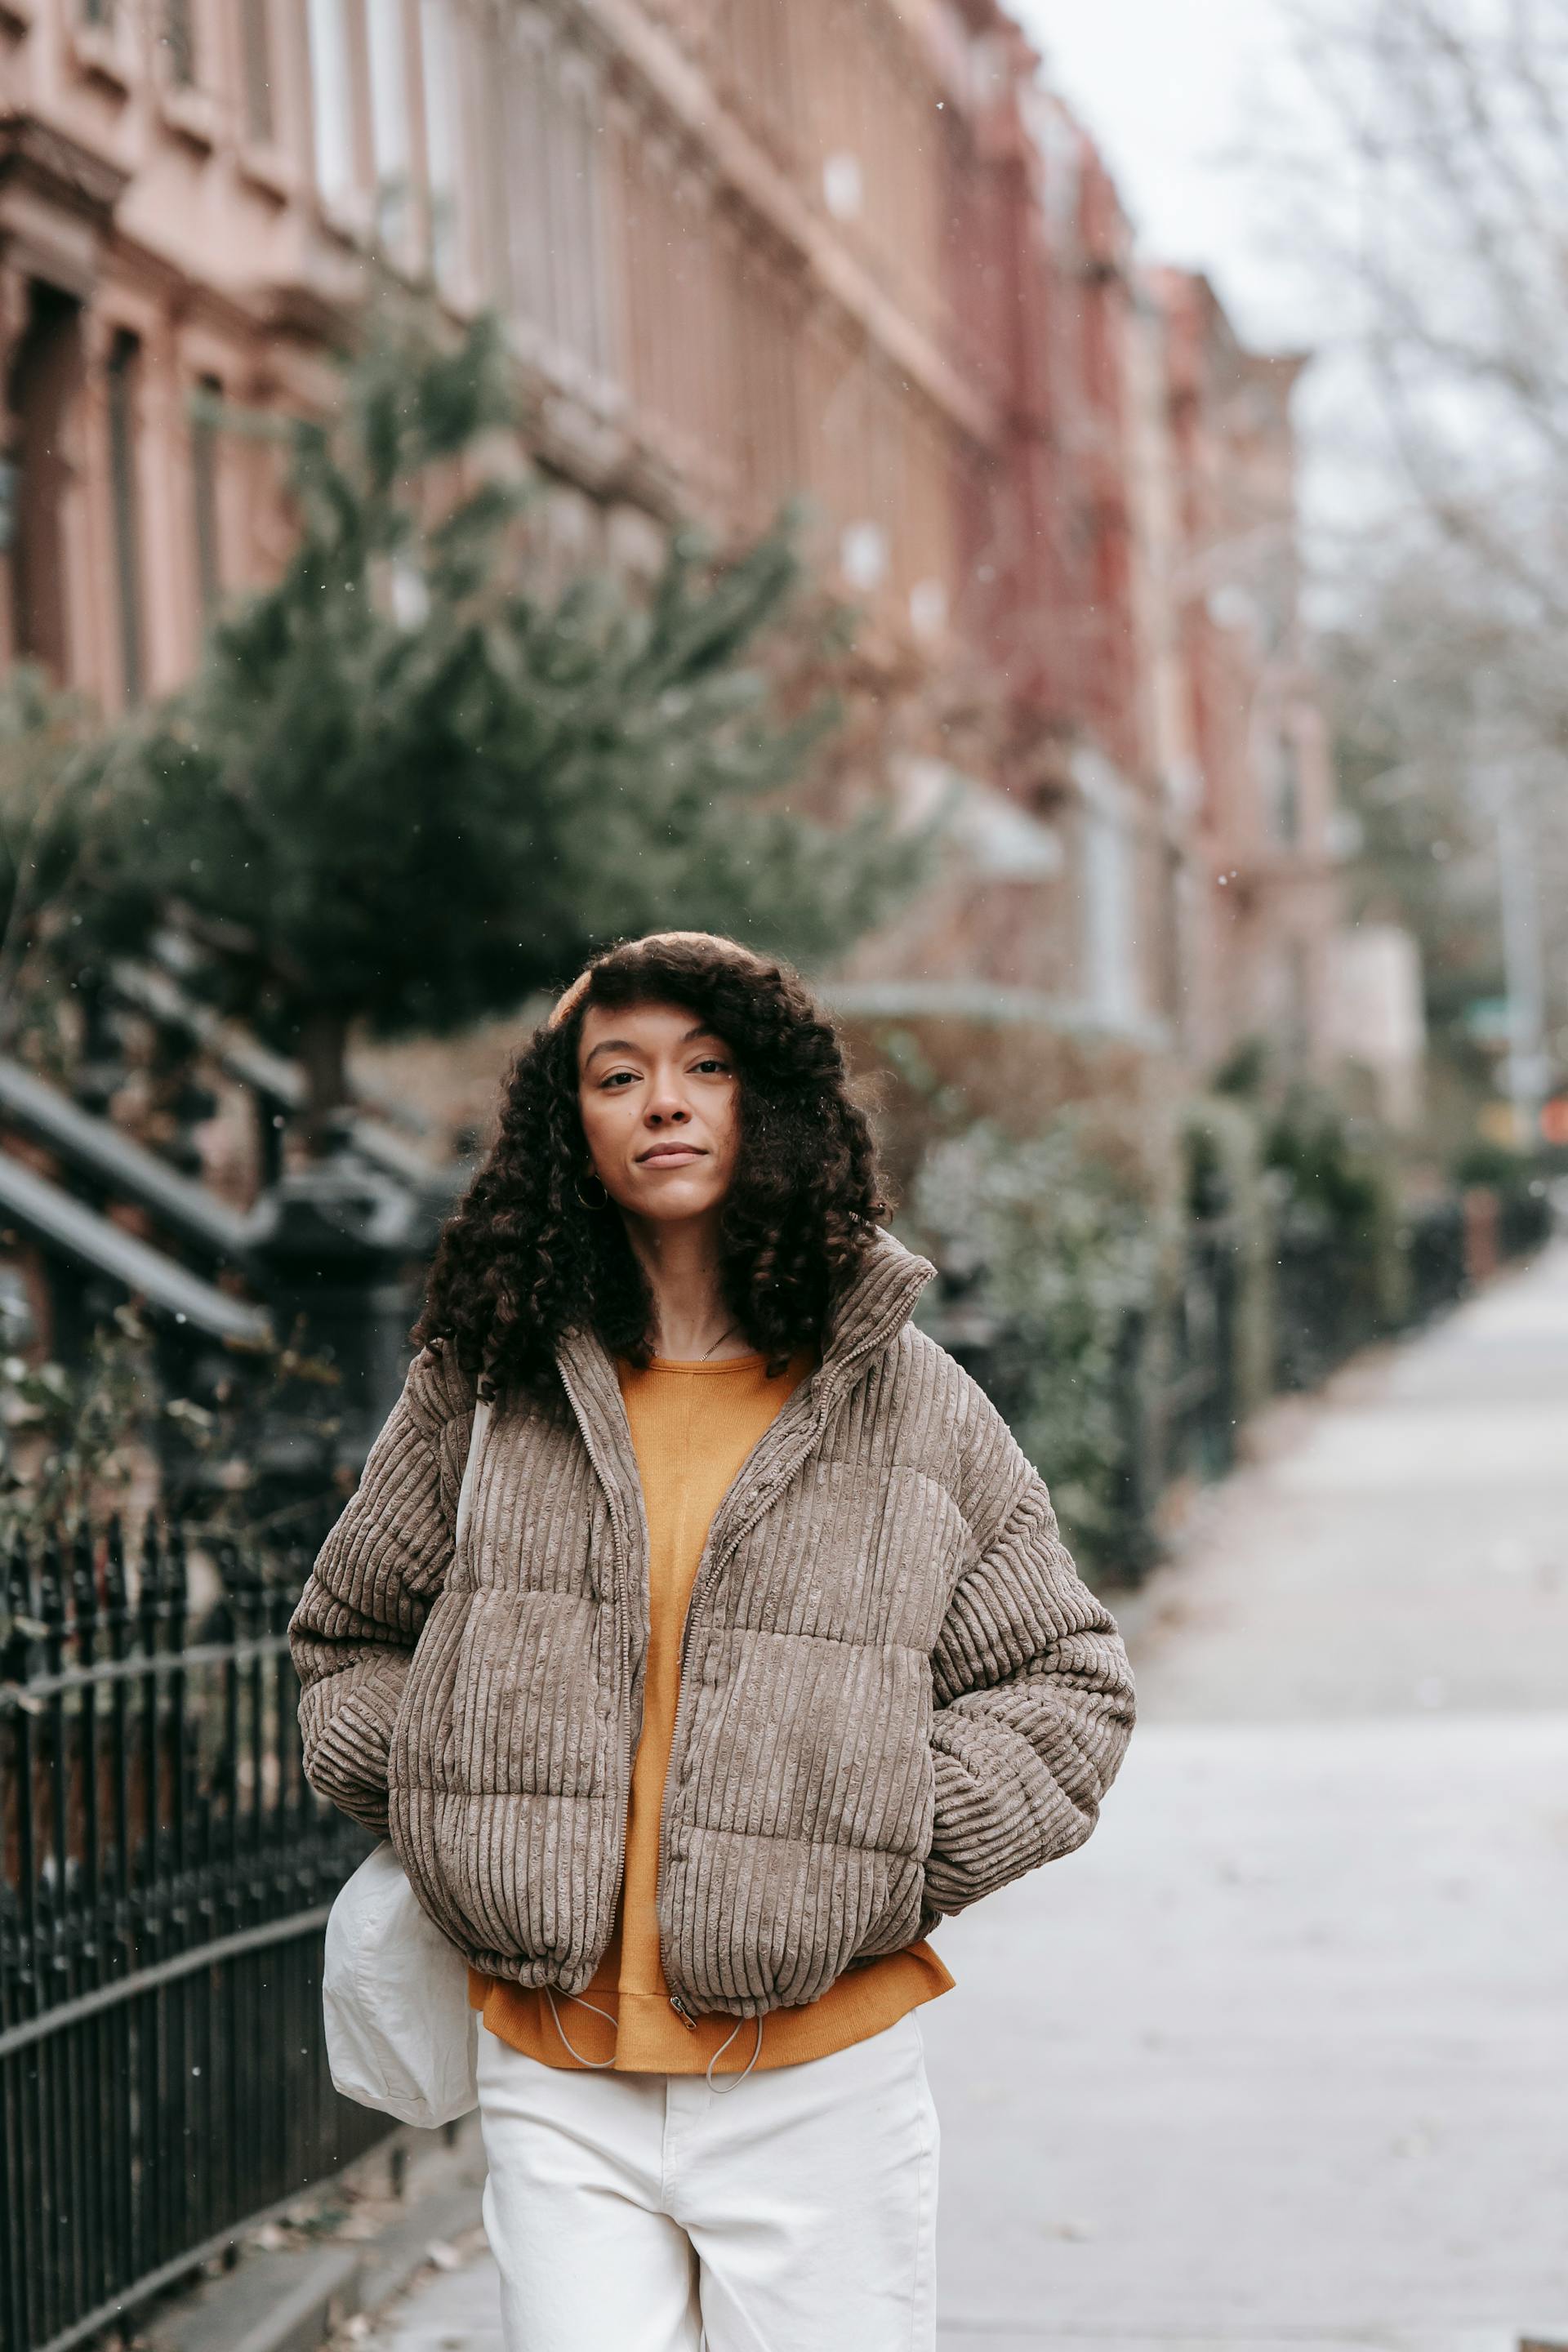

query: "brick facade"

left=0, top=0, right=1339, bottom=1104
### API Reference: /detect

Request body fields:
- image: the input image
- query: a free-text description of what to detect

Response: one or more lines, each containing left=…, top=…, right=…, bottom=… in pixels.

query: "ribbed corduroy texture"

left=288, top=1227, right=1136, bottom=2020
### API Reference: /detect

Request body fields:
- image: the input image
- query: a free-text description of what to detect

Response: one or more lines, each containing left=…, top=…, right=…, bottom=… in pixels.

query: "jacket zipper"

left=653, top=1323, right=895, bottom=2021
left=556, top=1361, right=644, bottom=1990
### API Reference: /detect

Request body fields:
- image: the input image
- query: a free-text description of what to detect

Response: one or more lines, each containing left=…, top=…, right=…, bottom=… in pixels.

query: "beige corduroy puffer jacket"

left=288, top=1227, right=1135, bottom=2022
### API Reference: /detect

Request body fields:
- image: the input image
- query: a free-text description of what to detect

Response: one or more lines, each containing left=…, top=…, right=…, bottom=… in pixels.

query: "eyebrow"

left=582, top=1024, right=723, bottom=1071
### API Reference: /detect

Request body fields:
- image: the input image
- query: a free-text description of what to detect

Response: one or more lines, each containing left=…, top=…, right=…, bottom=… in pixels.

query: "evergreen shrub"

left=905, top=1116, right=1160, bottom=1580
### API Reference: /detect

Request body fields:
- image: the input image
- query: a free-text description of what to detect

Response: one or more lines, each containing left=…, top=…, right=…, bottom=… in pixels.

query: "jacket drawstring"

left=543, top=1988, right=619, bottom=2069
left=544, top=1991, right=765, bottom=2093
left=706, top=2014, right=764, bottom=2094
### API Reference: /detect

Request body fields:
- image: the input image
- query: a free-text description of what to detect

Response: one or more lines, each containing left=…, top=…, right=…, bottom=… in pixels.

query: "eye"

left=694, top=1058, right=730, bottom=1075
left=598, top=1071, right=638, bottom=1090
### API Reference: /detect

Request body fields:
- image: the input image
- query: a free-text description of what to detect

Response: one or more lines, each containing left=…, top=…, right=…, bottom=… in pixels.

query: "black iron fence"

left=1403, top=1197, right=1469, bottom=1331
left=0, top=1519, right=384, bottom=2352
left=1272, top=1205, right=1387, bottom=1394
left=922, top=1210, right=1246, bottom=1586
left=929, top=1180, right=1556, bottom=1582
left=1112, top=1209, right=1243, bottom=1575
left=1276, top=1183, right=1555, bottom=1396
left=1494, top=1181, right=1556, bottom=1265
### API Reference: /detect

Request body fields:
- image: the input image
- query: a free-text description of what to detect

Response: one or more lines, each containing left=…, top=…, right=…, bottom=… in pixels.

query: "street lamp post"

left=1470, top=679, right=1551, bottom=1150
left=1493, top=776, right=1550, bottom=1147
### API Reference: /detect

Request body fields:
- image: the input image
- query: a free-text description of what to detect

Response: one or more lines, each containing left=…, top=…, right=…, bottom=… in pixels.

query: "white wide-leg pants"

left=474, top=2008, right=940, bottom=2351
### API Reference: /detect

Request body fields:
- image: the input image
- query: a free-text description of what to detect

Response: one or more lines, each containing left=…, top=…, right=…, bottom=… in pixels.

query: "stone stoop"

left=138, top=2118, right=488, bottom=2352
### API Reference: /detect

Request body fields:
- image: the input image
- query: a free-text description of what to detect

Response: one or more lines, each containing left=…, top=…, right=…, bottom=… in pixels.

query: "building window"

left=840, top=519, right=888, bottom=591
left=367, top=0, right=412, bottom=258
left=1282, top=940, right=1312, bottom=1069
left=191, top=376, right=222, bottom=621
left=1272, top=729, right=1302, bottom=845
left=419, top=0, right=464, bottom=289
left=241, top=0, right=274, bottom=144
left=162, top=0, right=196, bottom=85
left=822, top=153, right=863, bottom=221
left=1081, top=801, right=1139, bottom=1027
left=491, top=20, right=548, bottom=328
left=306, top=0, right=356, bottom=210
left=106, top=331, right=145, bottom=707
left=548, top=60, right=594, bottom=369
left=479, top=17, right=612, bottom=386
left=568, top=63, right=613, bottom=383
left=10, top=283, right=84, bottom=688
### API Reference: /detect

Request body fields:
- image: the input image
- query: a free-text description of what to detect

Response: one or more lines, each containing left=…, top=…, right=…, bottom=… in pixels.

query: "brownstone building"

left=0, top=0, right=1339, bottom=1120
left=1149, top=266, right=1339, bottom=1077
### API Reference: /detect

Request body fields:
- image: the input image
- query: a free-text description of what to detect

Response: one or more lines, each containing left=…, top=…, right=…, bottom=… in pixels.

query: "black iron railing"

left=924, top=1214, right=1245, bottom=1585
left=1272, top=1206, right=1383, bottom=1393
left=929, top=1183, right=1556, bottom=1582
left=0, top=1520, right=385, bottom=2352
left=1275, top=1183, right=1552, bottom=1395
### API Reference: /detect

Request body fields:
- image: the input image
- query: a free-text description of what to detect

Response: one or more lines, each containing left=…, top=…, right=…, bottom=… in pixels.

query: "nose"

left=644, top=1074, right=693, bottom=1129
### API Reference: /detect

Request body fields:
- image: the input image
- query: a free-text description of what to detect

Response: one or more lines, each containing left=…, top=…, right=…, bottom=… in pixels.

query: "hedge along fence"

left=909, top=1105, right=1304, bottom=1579
left=907, top=1116, right=1165, bottom=1579
left=904, top=1104, right=1552, bottom=1586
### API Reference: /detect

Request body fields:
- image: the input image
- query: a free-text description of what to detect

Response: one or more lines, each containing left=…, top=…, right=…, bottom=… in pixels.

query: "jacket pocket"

left=385, top=1588, right=467, bottom=1802
left=849, top=1850, right=927, bottom=1964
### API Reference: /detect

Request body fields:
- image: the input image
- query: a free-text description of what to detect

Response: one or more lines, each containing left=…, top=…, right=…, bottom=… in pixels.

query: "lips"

left=637, top=1144, right=706, bottom=1165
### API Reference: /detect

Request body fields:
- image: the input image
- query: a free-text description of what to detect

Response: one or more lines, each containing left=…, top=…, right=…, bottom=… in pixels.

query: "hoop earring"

left=575, top=1169, right=609, bottom=1210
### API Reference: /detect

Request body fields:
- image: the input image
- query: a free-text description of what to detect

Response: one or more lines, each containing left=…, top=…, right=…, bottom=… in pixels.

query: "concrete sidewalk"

left=368, top=1249, right=1568, bottom=2352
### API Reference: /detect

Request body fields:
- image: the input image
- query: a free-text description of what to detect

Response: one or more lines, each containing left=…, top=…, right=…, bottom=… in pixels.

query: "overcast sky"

left=1007, top=0, right=1307, bottom=346
left=1007, top=0, right=1379, bottom=557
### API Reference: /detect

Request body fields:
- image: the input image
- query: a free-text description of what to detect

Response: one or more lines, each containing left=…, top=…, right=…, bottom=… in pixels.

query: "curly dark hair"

left=412, top=932, right=891, bottom=1401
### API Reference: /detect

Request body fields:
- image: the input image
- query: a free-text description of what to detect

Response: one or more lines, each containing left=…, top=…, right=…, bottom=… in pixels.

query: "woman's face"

left=576, top=998, right=742, bottom=1227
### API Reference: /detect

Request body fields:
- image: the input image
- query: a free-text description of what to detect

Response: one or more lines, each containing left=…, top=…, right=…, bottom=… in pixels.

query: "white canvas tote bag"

left=321, top=1396, right=491, bottom=2129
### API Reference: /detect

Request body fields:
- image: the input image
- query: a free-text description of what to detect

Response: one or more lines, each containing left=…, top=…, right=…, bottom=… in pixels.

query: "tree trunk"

left=296, top=1005, right=351, bottom=1156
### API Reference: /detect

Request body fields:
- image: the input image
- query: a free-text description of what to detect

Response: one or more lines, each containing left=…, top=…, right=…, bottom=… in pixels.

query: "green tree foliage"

left=0, top=1303, right=153, bottom=1535
left=98, top=310, right=932, bottom=1133
left=0, top=1298, right=345, bottom=1548
left=0, top=666, right=118, bottom=1053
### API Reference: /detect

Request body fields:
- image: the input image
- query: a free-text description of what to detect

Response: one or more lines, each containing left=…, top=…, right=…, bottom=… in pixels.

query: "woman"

left=289, top=929, right=1134, bottom=2352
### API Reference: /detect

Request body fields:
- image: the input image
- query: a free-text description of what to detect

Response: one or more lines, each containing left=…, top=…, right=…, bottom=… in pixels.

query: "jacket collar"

left=559, top=1222, right=935, bottom=1397
left=553, top=1225, right=938, bottom=1576
left=813, top=1223, right=939, bottom=1378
